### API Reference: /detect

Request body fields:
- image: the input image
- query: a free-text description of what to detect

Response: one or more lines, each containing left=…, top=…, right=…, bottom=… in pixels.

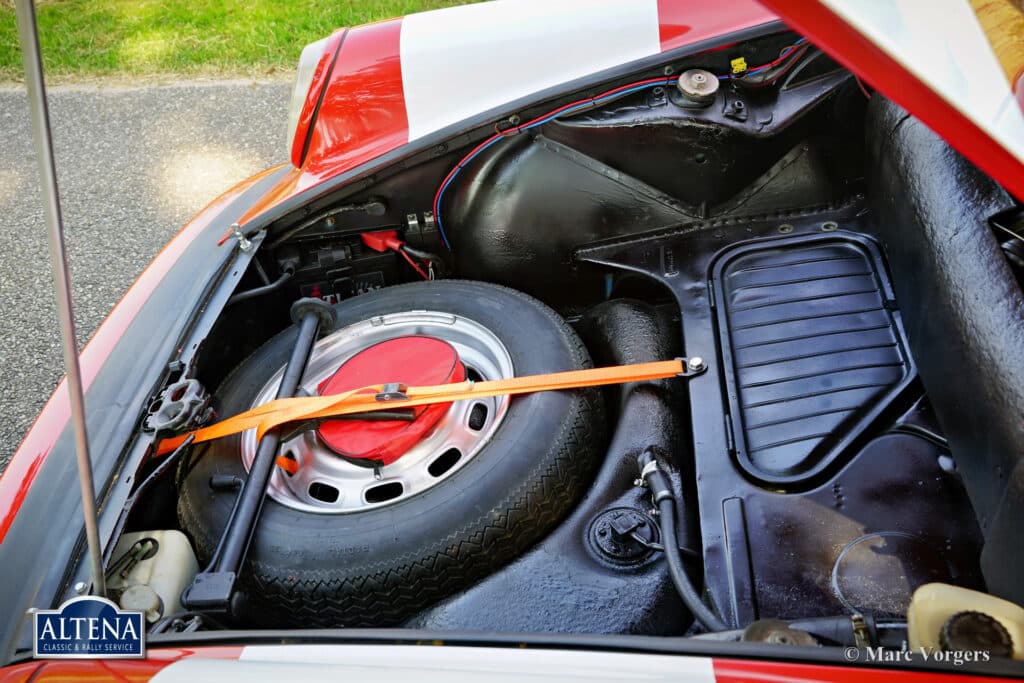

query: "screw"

left=821, top=221, right=838, bottom=232
left=778, top=224, right=794, bottom=234
left=230, top=223, right=252, bottom=252
left=633, top=478, right=644, bottom=487
left=692, top=73, right=707, bottom=84
left=688, top=357, right=706, bottom=373
left=73, top=582, right=88, bottom=595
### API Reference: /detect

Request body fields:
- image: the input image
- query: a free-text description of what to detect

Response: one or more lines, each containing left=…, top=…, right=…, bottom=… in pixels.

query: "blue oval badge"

left=34, top=596, right=145, bottom=659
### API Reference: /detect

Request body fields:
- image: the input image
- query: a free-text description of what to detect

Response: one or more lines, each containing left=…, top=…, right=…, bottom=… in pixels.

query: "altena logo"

left=33, top=596, right=145, bottom=658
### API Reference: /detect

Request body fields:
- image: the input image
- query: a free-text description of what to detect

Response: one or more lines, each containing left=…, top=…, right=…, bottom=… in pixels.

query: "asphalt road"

left=0, top=79, right=291, bottom=471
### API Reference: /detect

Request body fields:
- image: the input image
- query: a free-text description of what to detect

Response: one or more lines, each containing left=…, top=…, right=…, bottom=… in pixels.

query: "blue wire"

left=436, top=39, right=809, bottom=245
left=432, top=80, right=663, bottom=249
left=435, top=37, right=805, bottom=247
left=434, top=81, right=667, bottom=249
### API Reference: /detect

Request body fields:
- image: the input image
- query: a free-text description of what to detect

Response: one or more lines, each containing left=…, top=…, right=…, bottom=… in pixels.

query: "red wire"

left=399, top=248, right=430, bottom=280
left=741, top=44, right=810, bottom=87
left=855, top=75, right=872, bottom=99
left=516, top=76, right=671, bottom=130
left=747, top=43, right=802, bottom=73
left=433, top=76, right=673, bottom=214
left=433, top=48, right=810, bottom=234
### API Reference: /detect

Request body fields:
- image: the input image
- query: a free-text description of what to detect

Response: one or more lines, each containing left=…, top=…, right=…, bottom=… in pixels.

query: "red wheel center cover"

left=315, top=335, right=465, bottom=466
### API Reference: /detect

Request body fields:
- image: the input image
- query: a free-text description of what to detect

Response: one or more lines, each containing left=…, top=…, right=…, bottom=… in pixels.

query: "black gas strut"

left=182, top=297, right=336, bottom=613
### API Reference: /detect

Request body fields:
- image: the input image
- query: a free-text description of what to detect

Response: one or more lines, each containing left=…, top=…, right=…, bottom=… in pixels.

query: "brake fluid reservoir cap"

left=940, top=611, right=1014, bottom=656
left=316, top=336, right=464, bottom=466
left=677, top=69, right=719, bottom=106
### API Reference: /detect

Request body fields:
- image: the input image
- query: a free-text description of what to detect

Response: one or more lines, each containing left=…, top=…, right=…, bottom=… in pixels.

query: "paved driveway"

left=0, top=79, right=291, bottom=470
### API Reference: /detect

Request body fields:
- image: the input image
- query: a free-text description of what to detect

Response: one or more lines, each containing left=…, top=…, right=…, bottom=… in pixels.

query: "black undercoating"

left=865, top=98, right=1024, bottom=607
left=443, top=73, right=864, bottom=304
left=578, top=205, right=984, bottom=629
left=542, top=66, right=850, bottom=210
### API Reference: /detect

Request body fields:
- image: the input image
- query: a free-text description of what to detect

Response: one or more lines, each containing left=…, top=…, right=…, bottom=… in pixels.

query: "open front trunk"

left=115, top=27, right=1024, bottom=654
left=8, top=11, right=1024, bottom=674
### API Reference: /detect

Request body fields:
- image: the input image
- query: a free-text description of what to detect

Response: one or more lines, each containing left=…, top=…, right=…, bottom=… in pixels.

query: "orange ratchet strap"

left=155, top=358, right=705, bottom=456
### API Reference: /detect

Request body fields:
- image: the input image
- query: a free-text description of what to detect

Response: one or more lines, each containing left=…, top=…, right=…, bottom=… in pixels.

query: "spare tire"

left=178, top=281, right=605, bottom=627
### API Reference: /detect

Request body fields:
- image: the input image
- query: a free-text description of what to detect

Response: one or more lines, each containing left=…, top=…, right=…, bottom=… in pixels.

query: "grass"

left=0, top=0, right=476, bottom=82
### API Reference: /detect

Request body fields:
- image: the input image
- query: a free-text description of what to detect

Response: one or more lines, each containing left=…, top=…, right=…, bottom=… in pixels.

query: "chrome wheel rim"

left=241, top=310, right=514, bottom=513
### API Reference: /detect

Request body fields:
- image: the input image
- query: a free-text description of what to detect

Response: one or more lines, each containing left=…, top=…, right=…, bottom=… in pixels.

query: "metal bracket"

left=851, top=613, right=873, bottom=648
left=375, top=383, right=410, bottom=402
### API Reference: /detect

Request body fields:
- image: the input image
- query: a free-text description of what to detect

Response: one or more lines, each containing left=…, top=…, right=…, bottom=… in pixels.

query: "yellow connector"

left=730, top=56, right=748, bottom=74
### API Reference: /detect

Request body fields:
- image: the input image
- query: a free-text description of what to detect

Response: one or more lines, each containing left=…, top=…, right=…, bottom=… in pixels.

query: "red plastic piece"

left=316, top=336, right=465, bottom=465
left=360, top=230, right=403, bottom=253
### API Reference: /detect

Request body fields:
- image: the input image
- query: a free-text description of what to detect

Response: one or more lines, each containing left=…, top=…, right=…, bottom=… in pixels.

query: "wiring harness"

left=431, top=38, right=812, bottom=250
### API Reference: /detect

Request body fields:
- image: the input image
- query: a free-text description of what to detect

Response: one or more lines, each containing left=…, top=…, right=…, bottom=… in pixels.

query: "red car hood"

left=760, top=0, right=1024, bottom=202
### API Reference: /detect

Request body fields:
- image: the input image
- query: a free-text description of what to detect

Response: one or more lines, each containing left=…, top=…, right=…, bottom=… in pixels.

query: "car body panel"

left=0, top=646, right=243, bottom=683
left=0, top=644, right=1014, bottom=682
left=288, top=29, right=347, bottom=168
left=244, top=0, right=1024, bottom=230
left=236, top=0, right=778, bottom=225
left=759, top=0, right=1024, bottom=201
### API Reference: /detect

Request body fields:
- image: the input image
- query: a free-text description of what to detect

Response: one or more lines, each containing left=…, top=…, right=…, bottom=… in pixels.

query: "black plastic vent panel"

left=712, top=235, right=913, bottom=484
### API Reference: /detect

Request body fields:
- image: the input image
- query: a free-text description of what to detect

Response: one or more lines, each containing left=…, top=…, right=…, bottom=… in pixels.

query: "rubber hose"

left=658, top=497, right=727, bottom=632
left=638, top=449, right=727, bottom=632
left=227, top=268, right=293, bottom=306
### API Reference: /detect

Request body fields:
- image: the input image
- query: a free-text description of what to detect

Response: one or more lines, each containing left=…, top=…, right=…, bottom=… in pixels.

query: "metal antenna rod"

left=14, top=0, right=106, bottom=598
